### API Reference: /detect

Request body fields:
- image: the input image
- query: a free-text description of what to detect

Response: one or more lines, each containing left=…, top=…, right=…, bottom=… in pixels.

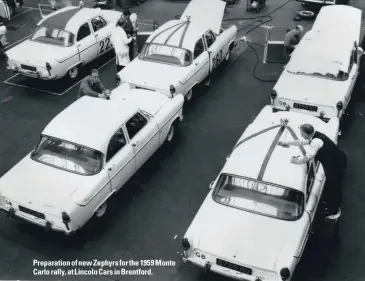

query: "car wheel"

left=185, top=88, right=193, bottom=101
left=166, top=123, right=175, bottom=143
left=95, top=202, right=107, bottom=218
left=68, top=65, right=79, bottom=79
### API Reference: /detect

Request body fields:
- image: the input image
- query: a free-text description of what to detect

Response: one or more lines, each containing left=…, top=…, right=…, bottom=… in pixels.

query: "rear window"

left=212, top=174, right=304, bottom=221
left=32, top=26, right=74, bottom=47
left=139, top=43, right=192, bottom=66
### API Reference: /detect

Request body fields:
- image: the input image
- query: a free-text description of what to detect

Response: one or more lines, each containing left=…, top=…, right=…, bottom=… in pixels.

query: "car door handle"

left=95, top=34, right=99, bottom=38
left=195, top=62, right=198, bottom=66
left=132, top=140, right=139, bottom=147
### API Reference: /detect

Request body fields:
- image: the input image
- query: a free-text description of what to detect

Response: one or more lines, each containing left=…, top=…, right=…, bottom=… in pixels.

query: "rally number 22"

left=99, top=37, right=111, bottom=53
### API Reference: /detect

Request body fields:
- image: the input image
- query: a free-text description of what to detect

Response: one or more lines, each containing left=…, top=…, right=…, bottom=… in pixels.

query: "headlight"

left=182, top=238, right=190, bottom=250
left=280, top=267, right=290, bottom=280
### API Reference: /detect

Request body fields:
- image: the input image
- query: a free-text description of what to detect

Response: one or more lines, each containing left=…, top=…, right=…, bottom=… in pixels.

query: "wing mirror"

left=307, top=195, right=318, bottom=213
left=358, top=47, right=363, bottom=56
left=209, top=181, right=214, bottom=189
left=226, top=154, right=231, bottom=160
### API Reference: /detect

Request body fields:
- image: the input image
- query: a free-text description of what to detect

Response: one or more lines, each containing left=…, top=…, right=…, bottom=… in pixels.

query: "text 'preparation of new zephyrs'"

left=32, top=259, right=176, bottom=276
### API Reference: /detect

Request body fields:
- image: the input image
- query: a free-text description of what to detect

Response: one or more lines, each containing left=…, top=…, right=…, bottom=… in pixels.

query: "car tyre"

left=185, top=88, right=193, bottom=101
left=68, top=65, right=79, bottom=79
left=95, top=202, right=107, bottom=218
left=225, top=49, right=231, bottom=62
left=297, top=10, right=315, bottom=19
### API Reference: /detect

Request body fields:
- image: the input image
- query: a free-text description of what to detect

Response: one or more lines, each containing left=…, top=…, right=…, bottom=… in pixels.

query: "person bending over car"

left=78, top=69, right=110, bottom=100
left=284, top=25, right=304, bottom=62
left=278, top=124, right=347, bottom=220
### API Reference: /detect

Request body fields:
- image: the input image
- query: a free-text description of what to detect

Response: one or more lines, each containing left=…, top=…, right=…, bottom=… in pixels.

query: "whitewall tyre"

left=95, top=202, right=107, bottom=218
left=166, top=124, right=175, bottom=143
left=225, top=49, right=231, bottom=61
left=185, top=88, right=193, bottom=101
left=68, top=66, right=79, bottom=79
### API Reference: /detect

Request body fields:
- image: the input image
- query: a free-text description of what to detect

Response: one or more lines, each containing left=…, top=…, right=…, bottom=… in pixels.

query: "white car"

left=271, top=5, right=363, bottom=120
left=5, top=6, right=122, bottom=80
left=181, top=105, right=340, bottom=281
left=0, top=85, right=184, bottom=234
left=117, top=0, right=237, bottom=101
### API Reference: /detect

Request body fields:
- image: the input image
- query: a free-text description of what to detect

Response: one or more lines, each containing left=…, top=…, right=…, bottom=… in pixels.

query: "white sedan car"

left=271, top=5, right=362, bottom=120
left=117, top=0, right=237, bottom=101
left=182, top=106, right=340, bottom=281
left=0, top=85, right=184, bottom=235
left=5, top=6, right=121, bottom=80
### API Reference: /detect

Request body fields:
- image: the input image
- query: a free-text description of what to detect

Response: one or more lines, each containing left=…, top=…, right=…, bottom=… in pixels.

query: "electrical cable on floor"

left=223, top=0, right=294, bottom=82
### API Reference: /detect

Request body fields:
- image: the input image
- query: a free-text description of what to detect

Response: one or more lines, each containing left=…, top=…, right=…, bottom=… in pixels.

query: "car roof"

left=287, top=5, right=361, bottom=75
left=38, top=6, right=102, bottom=34
left=221, top=106, right=337, bottom=192
left=42, top=96, right=139, bottom=152
left=146, top=19, right=208, bottom=51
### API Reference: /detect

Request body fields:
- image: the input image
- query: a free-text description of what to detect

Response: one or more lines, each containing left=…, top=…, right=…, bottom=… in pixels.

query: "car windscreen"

left=139, top=43, right=192, bottom=66
left=212, top=174, right=304, bottom=221
left=32, top=26, right=74, bottom=47
left=31, top=136, right=103, bottom=176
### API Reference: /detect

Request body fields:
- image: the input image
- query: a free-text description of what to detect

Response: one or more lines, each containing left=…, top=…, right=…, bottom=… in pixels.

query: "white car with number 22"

left=118, top=0, right=237, bottom=101
left=182, top=106, right=340, bottom=281
left=5, top=6, right=122, bottom=80
left=0, top=84, right=184, bottom=235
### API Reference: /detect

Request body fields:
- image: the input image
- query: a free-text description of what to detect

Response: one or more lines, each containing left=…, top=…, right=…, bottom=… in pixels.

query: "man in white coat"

left=110, top=18, right=133, bottom=72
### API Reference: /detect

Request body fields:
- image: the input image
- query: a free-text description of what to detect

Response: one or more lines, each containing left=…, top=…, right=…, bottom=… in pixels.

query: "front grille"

left=293, top=103, right=318, bottom=112
left=216, top=258, right=252, bottom=275
left=20, top=64, right=37, bottom=72
left=18, top=205, right=45, bottom=219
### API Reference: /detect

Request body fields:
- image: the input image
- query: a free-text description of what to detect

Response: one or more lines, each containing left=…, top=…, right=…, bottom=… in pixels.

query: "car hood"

left=6, top=40, right=74, bottom=65
left=274, top=71, right=348, bottom=106
left=0, top=154, right=97, bottom=209
left=119, top=58, right=188, bottom=91
left=187, top=195, right=300, bottom=270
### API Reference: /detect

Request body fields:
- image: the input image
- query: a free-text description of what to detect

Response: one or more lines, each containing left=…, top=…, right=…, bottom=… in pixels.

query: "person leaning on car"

left=278, top=124, right=347, bottom=219
left=284, top=25, right=304, bottom=62
left=122, top=9, right=136, bottom=61
left=78, top=69, right=110, bottom=100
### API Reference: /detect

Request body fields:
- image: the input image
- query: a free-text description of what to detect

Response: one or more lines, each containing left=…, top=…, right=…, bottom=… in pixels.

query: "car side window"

left=126, top=113, right=148, bottom=140
left=91, top=16, right=107, bottom=32
left=194, top=38, right=205, bottom=59
left=77, top=23, right=91, bottom=41
left=306, top=163, right=316, bottom=199
left=106, top=128, right=127, bottom=162
left=204, top=30, right=216, bottom=48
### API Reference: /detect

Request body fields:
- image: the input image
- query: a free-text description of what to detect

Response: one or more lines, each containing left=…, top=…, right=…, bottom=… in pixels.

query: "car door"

left=193, top=37, right=209, bottom=82
left=90, top=16, right=112, bottom=57
left=263, top=28, right=289, bottom=64
left=0, top=1, right=11, bottom=20
left=104, top=128, right=136, bottom=191
left=76, top=22, right=98, bottom=64
left=204, top=30, right=223, bottom=74
left=125, top=112, right=159, bottom=170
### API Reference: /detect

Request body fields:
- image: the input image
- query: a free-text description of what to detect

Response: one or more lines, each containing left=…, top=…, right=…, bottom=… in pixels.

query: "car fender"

left=154, top=94, right=184, bottom=143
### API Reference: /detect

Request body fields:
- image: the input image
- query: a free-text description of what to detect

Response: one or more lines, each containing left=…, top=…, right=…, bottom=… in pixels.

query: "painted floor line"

left=3, top=80, right=63, bottom=96
left=22, top=6, right=56, bottom=12
left=59, top=56, right=116, bottom=96
left=10, top=7, right=33, bottom=19
left=5, top=35, right=32, bottom=50
left=4, top=73, right=19, bottom=83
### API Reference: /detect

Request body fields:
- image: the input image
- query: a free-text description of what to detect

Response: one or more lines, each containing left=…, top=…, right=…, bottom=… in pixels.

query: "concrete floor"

left=0, top=0, right=365, bottom=280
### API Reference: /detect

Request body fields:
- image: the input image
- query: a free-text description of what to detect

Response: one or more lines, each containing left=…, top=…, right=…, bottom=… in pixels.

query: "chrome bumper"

left=7, top=67, right=58, bottom=80
left=183, top=257, right=261, bottom=281
left=0, top=206, right=77, bottom=235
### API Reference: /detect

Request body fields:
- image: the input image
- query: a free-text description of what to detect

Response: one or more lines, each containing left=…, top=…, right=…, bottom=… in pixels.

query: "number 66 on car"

left=5, top=6, right=122, bottom=80
left=0, top=85, right=184, bottom=235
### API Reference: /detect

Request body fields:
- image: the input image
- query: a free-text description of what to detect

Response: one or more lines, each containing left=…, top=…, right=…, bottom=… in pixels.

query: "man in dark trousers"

left=78, top=69, right=110, bottom=99
left=278, top=124, right=347, bottom=220
left=122, top=9, right=135, bottom=61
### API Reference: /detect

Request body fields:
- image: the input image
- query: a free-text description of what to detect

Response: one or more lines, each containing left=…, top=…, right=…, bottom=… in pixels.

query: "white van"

left=270, top=5, right=363, bottom=120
